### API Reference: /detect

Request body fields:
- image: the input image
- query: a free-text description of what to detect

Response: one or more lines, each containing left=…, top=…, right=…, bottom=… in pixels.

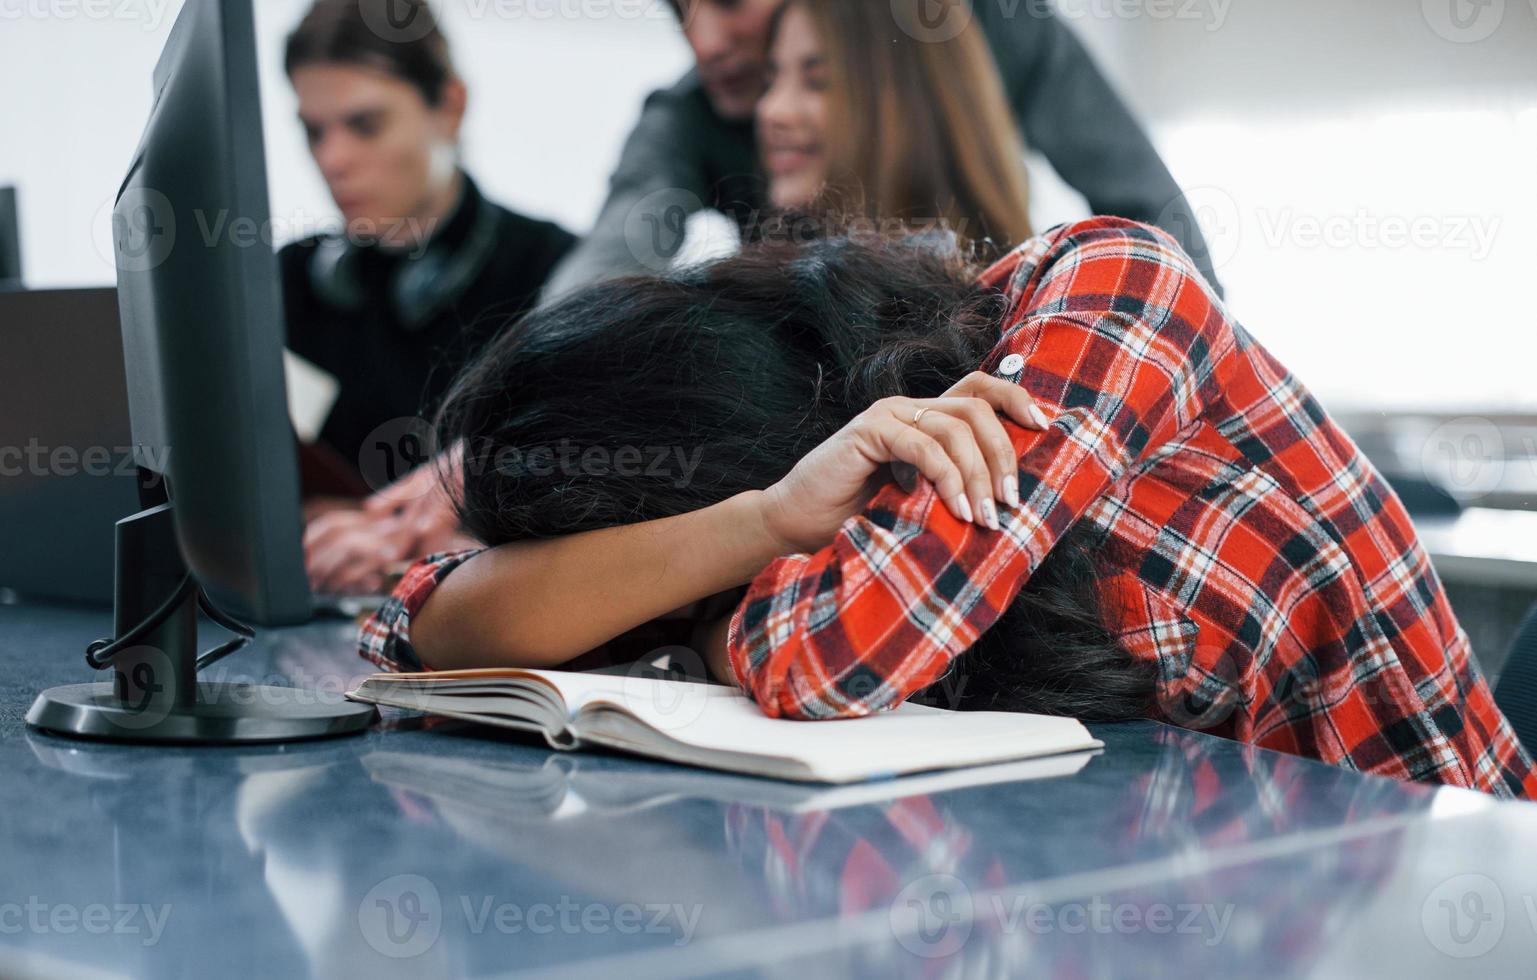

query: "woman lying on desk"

left=356, top=4, right=1537, bottom=799
left=359, top=211, right=1537, bottom=800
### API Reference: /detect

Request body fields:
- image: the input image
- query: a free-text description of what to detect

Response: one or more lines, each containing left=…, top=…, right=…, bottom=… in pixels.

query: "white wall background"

left=0, top=0, right=694, bottom=287
left=2, top=0, right=1536, bottom=412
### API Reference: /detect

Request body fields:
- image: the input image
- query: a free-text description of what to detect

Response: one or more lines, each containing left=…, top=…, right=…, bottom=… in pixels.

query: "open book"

left=347, top=668, right=1102, bottom=784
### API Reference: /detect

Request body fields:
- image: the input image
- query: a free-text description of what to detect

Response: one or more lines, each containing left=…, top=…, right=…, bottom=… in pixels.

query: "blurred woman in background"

left=756, top=0, right=1035, bottom=254
left=281, top=0, right=574, bottom=595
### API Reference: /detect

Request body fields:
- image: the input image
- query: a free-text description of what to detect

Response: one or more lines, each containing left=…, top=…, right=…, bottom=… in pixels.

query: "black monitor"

left=26, top=0, right=374, bottom=744
left=112, top=0, right=310, bottom=627
left=0, top=187, right=21, bottom=289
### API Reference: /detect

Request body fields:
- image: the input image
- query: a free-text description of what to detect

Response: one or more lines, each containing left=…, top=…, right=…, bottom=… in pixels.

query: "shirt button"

left=999, top=353, right=1025, bottom=375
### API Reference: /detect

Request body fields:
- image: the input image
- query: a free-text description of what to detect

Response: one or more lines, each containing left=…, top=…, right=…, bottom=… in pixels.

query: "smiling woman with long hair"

left=355, top=212, right=1537, bottom=800
left=757, top=0, right=1034, bottom=253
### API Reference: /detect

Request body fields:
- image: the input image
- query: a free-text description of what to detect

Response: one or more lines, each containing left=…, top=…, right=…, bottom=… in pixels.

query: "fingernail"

left=951, top=495, right=974, bottom=524
left=1003, top=476, right=1020, bottom=509
left=979, top=497, right=1000, bottom=531
left=1029, top=406, right=1052, bottom=429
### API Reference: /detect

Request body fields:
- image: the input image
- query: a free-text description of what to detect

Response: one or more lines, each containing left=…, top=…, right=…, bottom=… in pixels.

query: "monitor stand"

left=26, top=503, right=377, bottom=743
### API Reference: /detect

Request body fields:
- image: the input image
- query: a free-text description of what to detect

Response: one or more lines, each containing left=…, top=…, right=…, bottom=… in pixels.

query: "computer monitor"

left=0, top=187, right=21, bottom=289
left=26, top=0, right=375, bottom=743
left=113, top=0, right=310, bottom=627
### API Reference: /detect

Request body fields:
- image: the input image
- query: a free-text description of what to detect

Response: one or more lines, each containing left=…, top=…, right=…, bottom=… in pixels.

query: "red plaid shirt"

left=360, top=217, right=1535, bottom=799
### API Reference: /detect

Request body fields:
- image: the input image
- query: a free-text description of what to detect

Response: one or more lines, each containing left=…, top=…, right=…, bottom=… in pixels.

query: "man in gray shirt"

left=543, top=0, right=1219, bottom=302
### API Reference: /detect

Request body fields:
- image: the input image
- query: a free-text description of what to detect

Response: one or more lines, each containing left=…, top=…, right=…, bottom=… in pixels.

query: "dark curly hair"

left=436, top=221, right=1154, bottom=720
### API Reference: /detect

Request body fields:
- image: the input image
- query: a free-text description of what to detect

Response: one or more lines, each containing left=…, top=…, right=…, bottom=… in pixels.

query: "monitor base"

left=26, top=681, right=377, bottom=744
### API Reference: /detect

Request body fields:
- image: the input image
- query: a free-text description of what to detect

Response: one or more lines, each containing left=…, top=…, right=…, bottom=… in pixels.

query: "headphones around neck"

left=306, top=189, right=502, bottom=332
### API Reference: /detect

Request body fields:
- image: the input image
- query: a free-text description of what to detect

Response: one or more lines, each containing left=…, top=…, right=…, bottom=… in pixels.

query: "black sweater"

left=280, top=175, right=574, bottom=470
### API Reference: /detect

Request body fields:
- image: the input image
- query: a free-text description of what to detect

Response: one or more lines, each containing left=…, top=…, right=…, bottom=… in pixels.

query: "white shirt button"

left=999, top=353, right=1025, bottom=375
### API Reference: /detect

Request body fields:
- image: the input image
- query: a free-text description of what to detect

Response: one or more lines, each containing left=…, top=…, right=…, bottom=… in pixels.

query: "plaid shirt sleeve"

left=727, top=217, right=1227, bottom=719
left=357, top=549, right=485, bottom=672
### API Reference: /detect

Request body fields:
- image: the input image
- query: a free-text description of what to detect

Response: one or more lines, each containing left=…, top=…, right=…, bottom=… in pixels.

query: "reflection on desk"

left=361, top=744, right=1099, bottom=821
left=4, top=604, right=1537, bottom=979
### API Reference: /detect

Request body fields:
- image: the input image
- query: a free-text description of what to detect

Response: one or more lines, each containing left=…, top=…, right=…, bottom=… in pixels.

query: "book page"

left=539, top=671, right=1101, bottom=782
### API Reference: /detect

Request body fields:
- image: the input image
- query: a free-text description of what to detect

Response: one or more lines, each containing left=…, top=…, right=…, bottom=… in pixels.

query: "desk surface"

left=3, top=600, right=1537, bottom=979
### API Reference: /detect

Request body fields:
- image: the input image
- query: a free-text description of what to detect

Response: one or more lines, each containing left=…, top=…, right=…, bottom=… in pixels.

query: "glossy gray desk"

left=4, top=600, right=1537, bottom=979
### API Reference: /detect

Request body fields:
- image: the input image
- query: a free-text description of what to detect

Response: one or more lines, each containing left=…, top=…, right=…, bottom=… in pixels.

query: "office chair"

left=1495, top=602, right=1537, bottom=756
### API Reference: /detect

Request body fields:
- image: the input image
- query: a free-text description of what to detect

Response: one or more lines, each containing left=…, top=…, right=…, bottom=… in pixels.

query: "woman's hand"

left=360, top=439, right=465, bottom=531
left=304, top=445, right=474, bottom=595
left=758, top=372, right=1051, bottom=554
left=302, top=508, right=410, bottom=595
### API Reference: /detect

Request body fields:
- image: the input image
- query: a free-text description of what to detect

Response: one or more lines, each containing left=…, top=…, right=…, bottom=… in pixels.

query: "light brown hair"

left=779, top=0, right=1034, bottom=253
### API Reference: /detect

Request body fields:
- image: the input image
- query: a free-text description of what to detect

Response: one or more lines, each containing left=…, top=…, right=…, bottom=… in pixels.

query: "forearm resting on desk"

left=409, top=489, right=785, bottom=673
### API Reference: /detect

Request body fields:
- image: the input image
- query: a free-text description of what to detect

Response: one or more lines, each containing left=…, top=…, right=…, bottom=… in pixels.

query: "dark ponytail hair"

left=437, top=220, right=1155, bottom=721
left=285, top=0, right=455, bottom=107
